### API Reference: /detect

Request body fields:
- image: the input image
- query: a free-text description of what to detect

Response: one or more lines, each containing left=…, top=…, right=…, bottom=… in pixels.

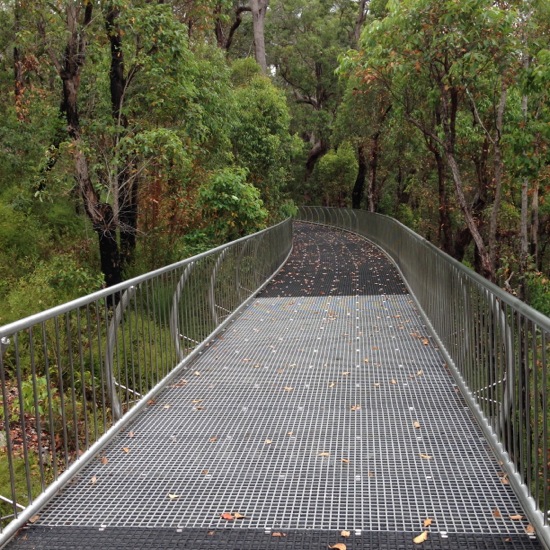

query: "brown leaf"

left=209, top=436, right=218, bottom=443
left=328, top=544, right=347, bottom=550
left=122, top=447, right=130, bottom=453
left=419, top=453, right=432, bottom=460
left=422, top=339, right=429, bottom=345
left=147, top=399, right=156, bottom=406
left=492, top=508, right=501, bottom=518
left=283, top=386, right=294, bottom=392
left=363, top=357, right=369, bottom=363
left=201, top=469, right=209, bottom=475
left=167, top=493, right=180, bottom=500
left=287, top=431, right=294, bottom=436
left=509, top=514, right=524, bottom=521
left=272, top=532, right=287, bottom=537
left=351, top=405, right=361, bottom=411
left=341, top=458, right=350, bottom=464
left=525, top=524, right=535, bottom=534
left=340, top=530, right=351, bottom=537
left=499, top=473, right=509, bottom=485
left=163, top=404, right=171, bottom=409
left=100, top=456, right=109, bottom=465
left=413, top=421, right=421, bottom=429
left=192, top=399, right=203, bottom=404
left=341, top=371, right=351, bottom=376
left=368, top=471, right=375, bottom=477
left=423, top=518, right=432, bottom=527
left=128, top=431, right=135, bottom=438
left=413, top=531, right=428, bottom=544
left=265, top=439, right=272, bottom=445
left=220, top=512, right=234, bottom=520
left=391, top=379, right=398, bottom=385
left=194, top=371, right=201, bottom=376
left=195, top=406, right=205, bottom=411
left=329, top=382, right=336, bottom=388
left=373, top=382, right=380, bottom=387
left=416, top=370, right=424, bottom=376
left=318, top=452, right=330, bottom=457
left=90, top=475, right=97, bottom=485
left=29, top=515, right=40, bottom=524
left=233, top=512, right=246, bottom=519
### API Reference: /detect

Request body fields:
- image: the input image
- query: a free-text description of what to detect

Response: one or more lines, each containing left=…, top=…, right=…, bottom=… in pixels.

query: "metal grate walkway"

left=8, top=223, right=542, bottom=549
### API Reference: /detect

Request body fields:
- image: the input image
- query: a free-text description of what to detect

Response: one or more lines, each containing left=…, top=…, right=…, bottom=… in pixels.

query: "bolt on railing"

left=297, top=206, right=550, bottom=549
left=0, top=219, right=293, bottom=542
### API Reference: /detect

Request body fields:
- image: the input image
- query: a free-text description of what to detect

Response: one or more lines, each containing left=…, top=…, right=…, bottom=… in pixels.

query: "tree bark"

left=250, top=0, right=268, bottom=73
left=352, top=144, right=367, bottom=209
left=59, top=1, right=123, bottom=292
left=305, top=138, right=328, bottom=180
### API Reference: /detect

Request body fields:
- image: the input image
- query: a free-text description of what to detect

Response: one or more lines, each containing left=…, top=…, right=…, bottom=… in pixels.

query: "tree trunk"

left=434, top=149, right=453, bottom=255
left=60, top=1, right=123, bottom=292
left=250, top=0, right=268, bottom=73
left=488, top=85, right=507, bottom=271
left=352, top=144, right=367, bottom=209
left=305, top=138, right=328, bottom=180
left=353, top=0, right=368, bottom=45
left=106, top=2, right=137, bottom=270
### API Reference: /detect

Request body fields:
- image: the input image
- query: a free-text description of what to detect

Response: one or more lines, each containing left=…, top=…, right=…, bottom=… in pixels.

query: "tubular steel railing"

left=297, top=206, right=550, bottom=547
left=0, top=218, right=292, bottom=542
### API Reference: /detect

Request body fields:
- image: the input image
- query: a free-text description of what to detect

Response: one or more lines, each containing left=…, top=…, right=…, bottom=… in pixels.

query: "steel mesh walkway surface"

left=8, top=223, right=542, bottom=549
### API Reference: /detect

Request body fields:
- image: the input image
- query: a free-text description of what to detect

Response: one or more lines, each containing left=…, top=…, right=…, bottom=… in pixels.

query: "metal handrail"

left=0, top=218, right=293, bottom=543
left=297, top=206, right=550, bottom=548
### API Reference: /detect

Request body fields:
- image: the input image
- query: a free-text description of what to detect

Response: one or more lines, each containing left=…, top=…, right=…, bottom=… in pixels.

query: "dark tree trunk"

left=59, top=1, right=123, bottom=293
left=305, top=139, right=328, bottom=180
left=352, top=144, right=367, bottom=209
left=434, top=149, right=453, bottom=255
left=106, top=2, right=137, bottom=270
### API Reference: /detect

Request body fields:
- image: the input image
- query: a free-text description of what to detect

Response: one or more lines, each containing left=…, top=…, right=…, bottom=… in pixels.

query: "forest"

left=0, top=0, right=549, bottom=324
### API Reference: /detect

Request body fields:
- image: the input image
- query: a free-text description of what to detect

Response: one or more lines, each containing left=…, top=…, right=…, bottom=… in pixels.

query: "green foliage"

left=197, top=167, right=268, bottom=243
left=313, top=143, right=357, bottom=206
left=525, top=272, right=550, bottom=317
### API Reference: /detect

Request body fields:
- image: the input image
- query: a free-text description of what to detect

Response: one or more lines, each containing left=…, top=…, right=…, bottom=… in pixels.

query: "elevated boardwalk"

left=7, top=223, right=542, bottom=549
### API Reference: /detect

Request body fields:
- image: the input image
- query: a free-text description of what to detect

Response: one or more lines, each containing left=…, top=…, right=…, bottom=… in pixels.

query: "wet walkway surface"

left=8, top=223, right=542, bottom=549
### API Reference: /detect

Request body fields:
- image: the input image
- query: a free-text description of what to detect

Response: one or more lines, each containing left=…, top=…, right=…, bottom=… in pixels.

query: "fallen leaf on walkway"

left=372, top=346, right=379, bottom=350
left=509, top=514, right=524, bottom=521
left=29, top=515, right=40, bottom=524
left=329, top=382, right=336, bottom=388
left=201, top=469, right=209, bottom=475
left=194, top=371, right=201, bottom=376
left=122, top=447, right=130, bottom=453
left=171, top=379, right=187, bottom=387
left=319, top=452, right=330, bottom=457
left=233, top=513, right=246, bottom=519
left=391, top=379, right=397, bottom=385
left=417, top=370, right=424, bottom=376
left=284, top=386, right=294, bottom=391
left=287, top=431, right=294, bottom=436
left=277, top=369, right=284, bottom=374
left=147, top=399, right=156, bottom=406
left=340, top=530, right=351, bottom=537
left=493, top=508, right=501, bottom=518
left=342, top=371, right=351, bottom=376
left=413, top=531, right=428, bottom=544
left=499, top=473, right=509, bottom=485
left=419, top=454, right=432, bottom=460
left=128, top=431, right=135, bottom=438
left=373, top=382, right=380, bottom=387
left=192, top=399, right=203, bottom=404
left=363, top=358, right=369, bottom=363
left=195, top=406, right=205, bottom=411
left=209, top=436, right=218, bottom=443
left=168, top=493, right=180, bottom=500
left=100, top=456, right=109, bottom=465
left=163, top=405, right=171, bottom=409
left=368, top=471, right=375, bottom=477
left=422, top=339, right=429, bottom=345
left=413, top=421, right=421, bottom=429
left=265, top=439, right=272, bottom=445
left=90, top=475, right=97, bottom=485
left=423, top=518, right=432, bottom=527
left=221, top=513, right=234, bottom=520
left=351, top=405, right=361, bottom=411
left=341, top=458, right=350, bottom=464
left=272, top=532, right=287, bottom=537
left=329, top=544, right=346, bottom=550
left=526, top=524, right=535, bottom=534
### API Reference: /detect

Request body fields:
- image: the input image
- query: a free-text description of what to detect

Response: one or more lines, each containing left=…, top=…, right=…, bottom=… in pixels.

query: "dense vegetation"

left=0, top=0, right=549, bottom=323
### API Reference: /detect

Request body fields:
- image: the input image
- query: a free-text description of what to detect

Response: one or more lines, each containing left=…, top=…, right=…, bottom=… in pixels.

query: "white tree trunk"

left=251, top=0, right=268, bottom=73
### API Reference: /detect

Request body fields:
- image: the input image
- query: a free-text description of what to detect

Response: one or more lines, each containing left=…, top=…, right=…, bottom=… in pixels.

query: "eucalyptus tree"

left=349, top=0, right=518, bottom=280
